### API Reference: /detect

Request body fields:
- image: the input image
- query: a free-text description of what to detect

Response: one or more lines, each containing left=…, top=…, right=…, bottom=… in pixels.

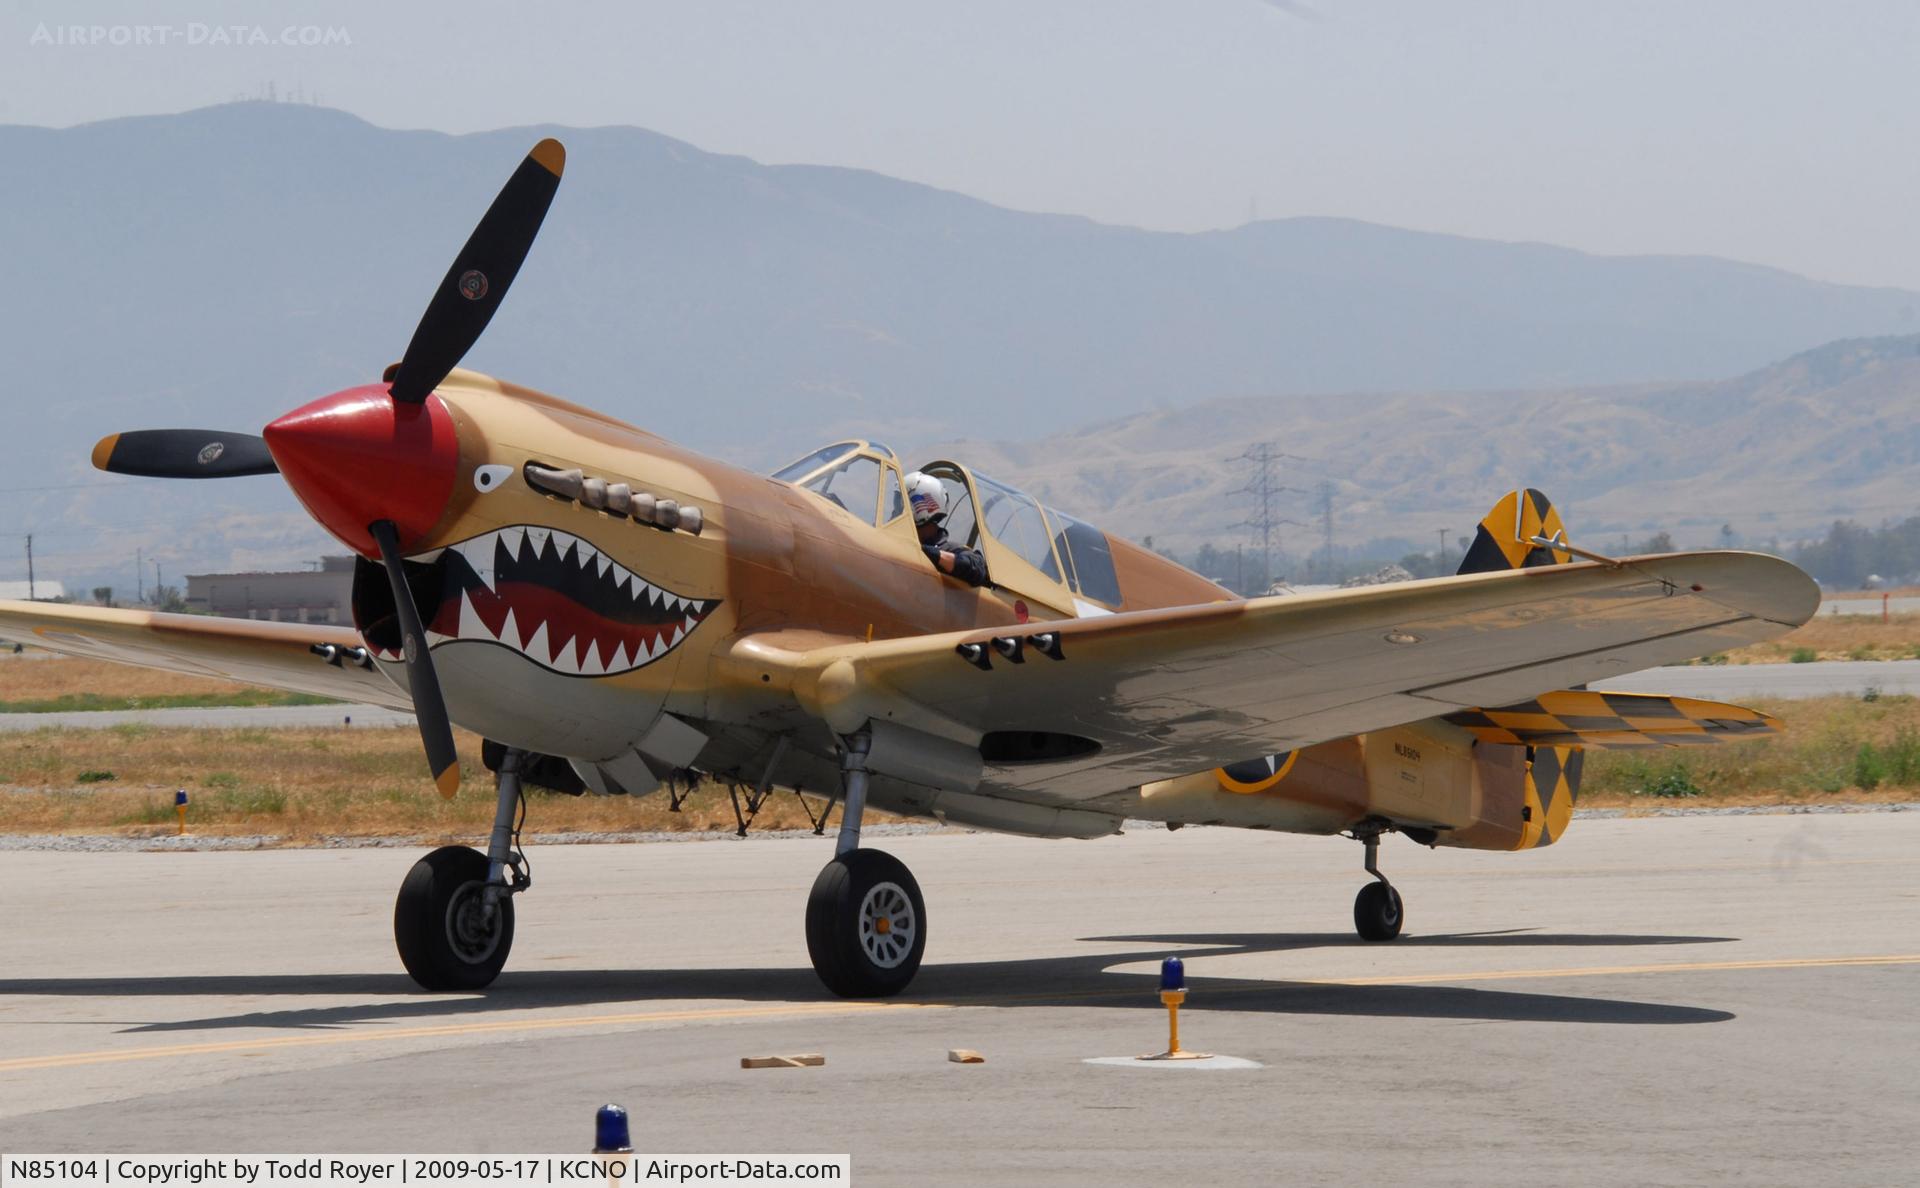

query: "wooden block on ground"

left=947, top=1049, right=985, bottom=1064
left=740, top=1053, right=825, bottom=1069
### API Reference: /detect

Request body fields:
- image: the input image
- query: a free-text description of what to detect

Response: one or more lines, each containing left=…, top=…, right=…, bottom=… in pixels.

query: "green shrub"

left=1852, top=742, right=1888, bottom=790
left=113, top=798, right=175, bottom=826
left=1790, top=648, right=1818, bottom=663
left=1635, top=763, right=1703, bottom=798
left=1886, top=727, right=1920, bottom=784
left=75, top=769, right=114, bottom=783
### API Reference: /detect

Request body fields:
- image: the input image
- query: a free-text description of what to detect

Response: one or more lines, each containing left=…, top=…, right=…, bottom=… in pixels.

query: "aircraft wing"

left=0, top=600, right=413, bottom=711
left=767, top=551, right=1816, bottom=802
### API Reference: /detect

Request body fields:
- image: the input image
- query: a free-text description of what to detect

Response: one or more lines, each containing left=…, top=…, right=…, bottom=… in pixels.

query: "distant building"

left=0, top=581, right=66, bottom=601
left=185, top=556, right=355, bottom=623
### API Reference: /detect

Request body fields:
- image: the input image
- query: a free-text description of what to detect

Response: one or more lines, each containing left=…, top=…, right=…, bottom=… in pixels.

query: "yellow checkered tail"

left=1449, top=489, right=1777, bottom=848
left=1457, top=488, right=1581, bottom=848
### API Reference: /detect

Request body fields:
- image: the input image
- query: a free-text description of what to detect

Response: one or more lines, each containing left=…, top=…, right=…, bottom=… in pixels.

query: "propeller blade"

left=370, top=519, right=461, bottom=799
left=387, top=138, right=566, bottom=404
left=91, top=430, right=279, bottom=479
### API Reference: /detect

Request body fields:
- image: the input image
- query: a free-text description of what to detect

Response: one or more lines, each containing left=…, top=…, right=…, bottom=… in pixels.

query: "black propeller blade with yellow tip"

left=388, top=138, right=565, bottom=404
left=370, top=519, right=461, bottom=798
left=91, top=429, right=278, bottom=479
left=368, top=135, right=566, bottom=797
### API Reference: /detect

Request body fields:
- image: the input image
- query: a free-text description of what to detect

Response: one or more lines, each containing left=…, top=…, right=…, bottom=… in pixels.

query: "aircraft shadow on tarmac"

left=0, top=929, right=1739, bottom=1034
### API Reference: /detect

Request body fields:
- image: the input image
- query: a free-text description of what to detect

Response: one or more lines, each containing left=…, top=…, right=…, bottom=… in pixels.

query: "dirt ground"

left=1713, top=613, right=1920, bottom=664
left=0, top=653, right=324, bottom=708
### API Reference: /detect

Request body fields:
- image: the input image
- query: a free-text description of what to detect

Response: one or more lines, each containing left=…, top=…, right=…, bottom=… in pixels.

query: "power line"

left=1315, top=481, right=1336, bottom=581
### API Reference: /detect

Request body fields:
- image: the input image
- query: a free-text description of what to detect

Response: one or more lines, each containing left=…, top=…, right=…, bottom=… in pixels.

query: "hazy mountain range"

left=932, top=333, right=1920, bottom=571
left=2, top=101, right=1915, bottom=592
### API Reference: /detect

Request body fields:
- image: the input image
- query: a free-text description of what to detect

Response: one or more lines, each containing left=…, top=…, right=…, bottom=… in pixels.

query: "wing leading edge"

left=0, top=600, right=413, bottom=711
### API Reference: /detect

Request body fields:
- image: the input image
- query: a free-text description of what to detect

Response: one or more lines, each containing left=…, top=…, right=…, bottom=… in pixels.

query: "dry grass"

left=0, top=724, right=853, bottom=839
left=1, top=695, right=1912, bottom=840
left=1581, top=693, right=1920, bottom=807
left=0, top=655, right=263, bottom=700
left=1704, top=613, right=1920, bottom=665
left=0, top=654, right=328, bottom=710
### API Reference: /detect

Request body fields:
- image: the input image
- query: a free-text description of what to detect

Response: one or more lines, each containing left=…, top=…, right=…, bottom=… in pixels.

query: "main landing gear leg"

left=1351, top=820, right=1405, bottom=942
left=805, top=728, right=926, bottom=997
left=394, top=748, right=530, bottom=990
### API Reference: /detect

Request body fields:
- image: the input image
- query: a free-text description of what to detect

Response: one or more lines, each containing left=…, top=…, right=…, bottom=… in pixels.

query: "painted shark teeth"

left=404, top=525, right=720, bottom=678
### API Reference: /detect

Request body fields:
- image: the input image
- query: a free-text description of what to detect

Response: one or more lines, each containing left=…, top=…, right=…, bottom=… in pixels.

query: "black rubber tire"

left=805, top=848, right=927, bottom=998
left=1354, top=880, right=1404, bottom=942
left=394, top=845, right=514, bottom=991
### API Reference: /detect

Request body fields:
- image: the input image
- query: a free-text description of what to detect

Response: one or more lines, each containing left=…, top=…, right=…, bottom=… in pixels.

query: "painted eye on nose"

left=473, top=464, right=513, bottom=493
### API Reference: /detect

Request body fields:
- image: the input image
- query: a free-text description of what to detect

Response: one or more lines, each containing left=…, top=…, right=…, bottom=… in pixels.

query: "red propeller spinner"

left=262, top=384, right=460, bottom=558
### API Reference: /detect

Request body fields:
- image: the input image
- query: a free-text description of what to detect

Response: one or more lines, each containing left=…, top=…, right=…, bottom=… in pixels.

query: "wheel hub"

left=857, top=881, right=915, bottom=969
left=445, top=879, right=504, bottom=964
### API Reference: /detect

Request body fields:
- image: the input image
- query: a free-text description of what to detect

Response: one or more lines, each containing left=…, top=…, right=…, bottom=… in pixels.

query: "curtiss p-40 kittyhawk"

left=0, top=140, right=1818, bottom=997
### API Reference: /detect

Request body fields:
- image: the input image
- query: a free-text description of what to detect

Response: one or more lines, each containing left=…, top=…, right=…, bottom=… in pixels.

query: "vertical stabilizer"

left=1458, top=488, right=1572, bottom=575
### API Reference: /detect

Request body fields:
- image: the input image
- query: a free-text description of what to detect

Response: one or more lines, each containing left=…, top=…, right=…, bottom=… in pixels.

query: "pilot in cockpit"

left=905, top=471, right=988, bottom=588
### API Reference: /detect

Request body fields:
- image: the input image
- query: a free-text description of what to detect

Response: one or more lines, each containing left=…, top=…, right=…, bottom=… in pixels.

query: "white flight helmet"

left=904, top=471, right=948, bottom=525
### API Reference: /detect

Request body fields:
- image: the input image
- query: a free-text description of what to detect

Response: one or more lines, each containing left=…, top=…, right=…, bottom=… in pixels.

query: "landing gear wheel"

left=395, top=845, right=515, bottom=990
left=806, top=848, right=926, bottom=998
left=1353, top=880, right=1404, bottom=942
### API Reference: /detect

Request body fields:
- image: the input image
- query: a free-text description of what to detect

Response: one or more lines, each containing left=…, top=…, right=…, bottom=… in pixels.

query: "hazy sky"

left=6, top=0, right=1919, bottom=290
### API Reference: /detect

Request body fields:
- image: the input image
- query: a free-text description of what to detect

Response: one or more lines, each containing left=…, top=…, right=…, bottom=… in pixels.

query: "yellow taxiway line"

left=3, top=953, right=1914, bottom=1075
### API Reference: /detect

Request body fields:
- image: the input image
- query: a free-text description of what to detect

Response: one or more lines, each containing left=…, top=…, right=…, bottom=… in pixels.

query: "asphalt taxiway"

left=1, top=815, right=1914, bottom=1186
left=1594, top=658, right=1920, bottom=699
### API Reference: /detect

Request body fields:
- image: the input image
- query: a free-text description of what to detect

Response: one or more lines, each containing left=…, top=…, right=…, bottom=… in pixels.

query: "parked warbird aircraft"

left=0, top=140, right=1817, bottom=997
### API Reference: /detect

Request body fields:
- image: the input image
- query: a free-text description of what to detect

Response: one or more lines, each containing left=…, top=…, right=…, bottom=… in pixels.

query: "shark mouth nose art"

left=385, top=526, right=719, bottom=677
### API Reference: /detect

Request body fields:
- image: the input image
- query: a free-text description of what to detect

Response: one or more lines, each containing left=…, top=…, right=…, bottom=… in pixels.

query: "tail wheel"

left=395, top=845, right=514, bottom=990
left=806, top=848, right=926, bottom=998
left=1354, top=881, right=1404, bottom=942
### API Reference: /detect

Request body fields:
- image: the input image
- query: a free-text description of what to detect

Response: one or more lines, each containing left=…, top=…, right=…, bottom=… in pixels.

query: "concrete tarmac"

left=1, top=814, right=1914, bottom=1185
left=1594, top=658, right=1920, bottom=699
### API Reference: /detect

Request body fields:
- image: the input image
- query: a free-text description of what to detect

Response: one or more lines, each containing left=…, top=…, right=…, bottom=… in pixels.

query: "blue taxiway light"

left=594, top=1103, right=632, bottom=1154
left=1160, top=956, right=1184, bottom=992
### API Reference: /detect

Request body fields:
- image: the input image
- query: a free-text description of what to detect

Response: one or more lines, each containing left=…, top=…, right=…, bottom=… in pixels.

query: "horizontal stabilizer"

left=1445, top=690, right=1779, bottom=750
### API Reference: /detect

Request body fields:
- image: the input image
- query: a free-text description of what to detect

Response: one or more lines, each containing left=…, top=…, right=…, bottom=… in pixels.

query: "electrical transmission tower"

left=1314, top=481, right=1336, bottom=582
left=1228, top=441, right=1306, bottom=591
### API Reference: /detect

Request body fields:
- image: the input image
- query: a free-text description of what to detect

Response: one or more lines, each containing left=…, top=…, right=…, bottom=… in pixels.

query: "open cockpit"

left=771, top=440, right=1202, bottom=617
